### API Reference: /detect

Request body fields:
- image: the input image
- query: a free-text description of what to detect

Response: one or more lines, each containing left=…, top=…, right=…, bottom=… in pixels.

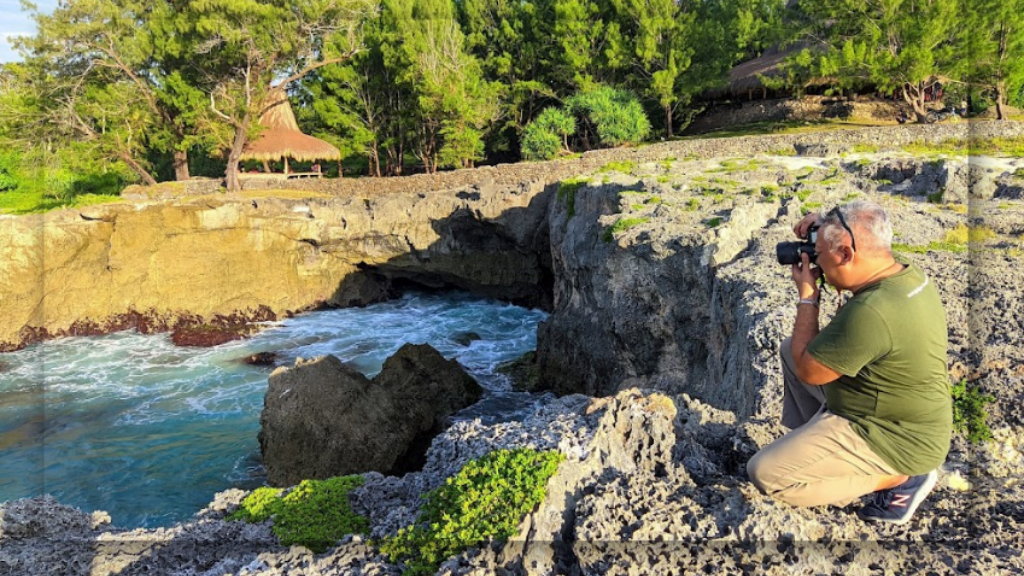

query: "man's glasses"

left=828, top=207, right=856, bottom=252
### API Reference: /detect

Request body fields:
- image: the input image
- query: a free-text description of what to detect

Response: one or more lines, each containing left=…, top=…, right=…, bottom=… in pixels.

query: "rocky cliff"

left=4, top=121, right=1021, bottom=355
left=0, top=178, right=555, bottom=352
left=2, top=122, right=1024, bottom=576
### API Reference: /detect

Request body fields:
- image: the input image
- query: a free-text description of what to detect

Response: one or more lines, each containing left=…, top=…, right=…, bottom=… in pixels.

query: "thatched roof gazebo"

left=240, top=89, right=341, bottom=176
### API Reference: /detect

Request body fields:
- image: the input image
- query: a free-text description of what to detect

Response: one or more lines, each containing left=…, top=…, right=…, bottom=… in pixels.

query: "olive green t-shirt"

left=807, top=263, right=952, bottom=475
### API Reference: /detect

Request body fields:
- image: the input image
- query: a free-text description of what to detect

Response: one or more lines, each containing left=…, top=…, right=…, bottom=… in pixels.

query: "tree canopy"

left=1, top=0, right=1018, bottom=203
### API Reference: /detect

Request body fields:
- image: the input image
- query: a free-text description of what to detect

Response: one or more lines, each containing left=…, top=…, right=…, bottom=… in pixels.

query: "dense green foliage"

left=951, top=378, right=995, bottom=444
left=566, top=86, right=651, bottom=148
left=380, top=448, right=564, bottom=576
left=3, top=0, right=1019, bottom=203
left=1, top=0, right=787, bottom=200
left=775, top=0, right=1024, bottom=121
left=228, top=476, right=369, bottom=553
left=522, top=108, right=576, bottom=160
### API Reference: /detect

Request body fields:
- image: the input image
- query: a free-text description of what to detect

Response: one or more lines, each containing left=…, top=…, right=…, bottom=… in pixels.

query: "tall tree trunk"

left=119, top=151, right=158, bottom=186
left=902, top=83, right=928, bottom=123
left=225, top=114, right=251, bottom=192
left=665, top=105, right=674, bottom=139
left=995, top=83, right=1006, bottom=120
left=173, top=149, right=190, bottom=180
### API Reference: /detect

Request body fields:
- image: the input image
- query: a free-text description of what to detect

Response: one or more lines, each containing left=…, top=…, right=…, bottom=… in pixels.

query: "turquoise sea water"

left=0, top=292, right=548, bottom=529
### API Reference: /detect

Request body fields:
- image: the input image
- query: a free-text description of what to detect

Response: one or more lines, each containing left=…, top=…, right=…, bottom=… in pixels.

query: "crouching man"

left=748, top=201, right=952, bottom=524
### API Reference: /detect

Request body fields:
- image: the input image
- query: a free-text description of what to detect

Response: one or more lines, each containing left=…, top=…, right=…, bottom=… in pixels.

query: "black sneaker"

left=857, top=470, right=938, bottom=525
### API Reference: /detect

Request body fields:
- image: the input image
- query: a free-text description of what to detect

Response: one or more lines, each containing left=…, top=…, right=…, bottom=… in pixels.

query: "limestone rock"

left=259, top=343, right=482, bottom=486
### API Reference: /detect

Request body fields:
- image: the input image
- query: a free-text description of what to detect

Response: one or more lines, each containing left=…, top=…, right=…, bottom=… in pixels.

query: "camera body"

left=776, top=224, right=819, bottom=265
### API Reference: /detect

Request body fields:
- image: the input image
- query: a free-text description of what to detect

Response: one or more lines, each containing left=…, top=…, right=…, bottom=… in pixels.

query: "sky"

left=1, top=0, right=58, bottom=64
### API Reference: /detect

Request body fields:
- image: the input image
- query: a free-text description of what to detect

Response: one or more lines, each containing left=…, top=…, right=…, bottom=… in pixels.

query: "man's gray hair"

left=820, top=200, right=893, bottom=254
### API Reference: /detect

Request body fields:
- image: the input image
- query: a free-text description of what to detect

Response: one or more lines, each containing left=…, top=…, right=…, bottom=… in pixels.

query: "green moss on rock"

left=380, top=448, right=564, bottom=576
left=228, top=475, right=369, bottom=553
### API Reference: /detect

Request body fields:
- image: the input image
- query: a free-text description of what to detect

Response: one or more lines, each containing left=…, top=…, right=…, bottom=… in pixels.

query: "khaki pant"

left=746, top=338, right=898, bottom=507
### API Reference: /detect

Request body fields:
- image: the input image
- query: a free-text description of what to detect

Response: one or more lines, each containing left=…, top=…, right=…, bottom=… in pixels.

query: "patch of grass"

left=951, top=379, right=994, bottom=444
left=819, top=177, right=843, bottom=186
left=380, top=449, right=564, bottom=576
left=1013, top=168, right=1024, bottom=179
left=557, top=177, right=588, bottom=218
left=997, top=202, right=1011, bottom=210
left=852, top=143, right=881, bottom=154
left=944, top=223, right=969, bottom=245
left=711, top=158, right=760, bottom=173
left=659, top=157, right=676, bottom=170
left=708, top=176, right=740, bottom=187
left=630, top=203, right=645, bottom=211
left=794, top=167, right=815, bottom=180
left=874, top=178, right=893, bottom=185
left=967, top=225, right=998, bottom=244
left=645, top=196, right=663, bottom=205
left=795, top=188, right=814, bottom=202
left=0, top=188, right=123, bottom=215
left=926, top=190, right=945, bottom=204
left=768, top=146, right=797, bottom=156
left=603, top=216, right=650, bottom=242
left=842, top=192, right=861, bottom=202
left=228, top=476, right=369, bottom=553
left=800, top=201, right=823, bottom=216
left=903, top=136, right=1024, bottom=157
left=685, top=198, right=700, bottom=211
left=855, top=158, right=872, bottom=167
left=705, top=216, right=722, bottom=228
left=598, top=160, right=637, bottom=175
left=891, top=241, right=966, bottom=254
left=656, top=175, right=671, bottom=183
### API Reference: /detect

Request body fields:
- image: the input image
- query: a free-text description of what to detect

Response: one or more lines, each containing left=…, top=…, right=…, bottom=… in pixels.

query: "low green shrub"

left=598, top=160, right=637, bottom=175
left=705, top=216, right=722, bottom=227
left=603, top=217, right=650, bottom=242
left=228, top=475, right=369, bottom=553
left=951, top=378, right=994, bottom=444
left=800, top=201, right=823, bottom=215
left=566, top=86, right=651, bottom=148
left=685, top=198, right=699, bottom=211
left=522, top=107, right=577, bottom=161
left=380, top=448, right=564, bottom=576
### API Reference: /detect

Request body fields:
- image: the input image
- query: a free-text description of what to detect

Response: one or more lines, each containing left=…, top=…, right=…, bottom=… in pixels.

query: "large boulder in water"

left=259, top=343, right=482, bottom=486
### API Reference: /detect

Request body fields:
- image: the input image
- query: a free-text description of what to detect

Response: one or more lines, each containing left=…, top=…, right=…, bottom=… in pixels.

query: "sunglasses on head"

left=828, top=207, right=857, bottom=252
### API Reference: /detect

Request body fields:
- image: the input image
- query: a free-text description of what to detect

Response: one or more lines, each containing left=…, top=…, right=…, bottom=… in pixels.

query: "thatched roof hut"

left=240, top=89, right=341, bottom=167
left=705, top=41, right=831, bottom=101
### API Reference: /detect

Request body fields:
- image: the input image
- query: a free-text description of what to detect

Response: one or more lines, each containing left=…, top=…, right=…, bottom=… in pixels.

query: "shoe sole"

left=860, top=470, right=939, bottom=525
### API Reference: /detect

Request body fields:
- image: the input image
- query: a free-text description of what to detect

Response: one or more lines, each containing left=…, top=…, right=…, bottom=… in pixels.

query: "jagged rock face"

left=259, top=343, right=482, bottom=486
left=536, top=151, right=1024, bottom=429
left=0, top=181, right=555, bottom=352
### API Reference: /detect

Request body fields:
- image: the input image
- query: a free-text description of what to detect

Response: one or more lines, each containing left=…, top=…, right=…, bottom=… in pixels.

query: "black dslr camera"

left=776, top=224, right=819, bottom=265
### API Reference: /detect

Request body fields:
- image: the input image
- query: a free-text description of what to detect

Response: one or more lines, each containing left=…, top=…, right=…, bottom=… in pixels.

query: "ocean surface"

left=0, top=292, right=548, bottom=529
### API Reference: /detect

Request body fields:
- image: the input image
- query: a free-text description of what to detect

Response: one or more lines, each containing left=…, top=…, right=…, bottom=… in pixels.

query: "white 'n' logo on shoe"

left=891, top=494, right=911, bottom=507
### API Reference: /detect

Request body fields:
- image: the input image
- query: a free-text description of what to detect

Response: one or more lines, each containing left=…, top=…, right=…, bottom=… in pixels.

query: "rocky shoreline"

left=3, top=123, right=1024, bottom=575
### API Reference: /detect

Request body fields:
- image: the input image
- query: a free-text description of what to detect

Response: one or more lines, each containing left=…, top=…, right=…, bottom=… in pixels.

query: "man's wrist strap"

left=797, top=298, right=819, bottom=307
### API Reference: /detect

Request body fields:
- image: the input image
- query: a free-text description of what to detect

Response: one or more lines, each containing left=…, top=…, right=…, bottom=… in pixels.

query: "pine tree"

left=964, top=0, right=1024, bottom=118
left=796, top=0, right=964, bottom=122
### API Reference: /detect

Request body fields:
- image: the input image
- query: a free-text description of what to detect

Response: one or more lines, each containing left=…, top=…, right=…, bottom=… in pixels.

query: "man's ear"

left=839, top=245, right=855, bottom=265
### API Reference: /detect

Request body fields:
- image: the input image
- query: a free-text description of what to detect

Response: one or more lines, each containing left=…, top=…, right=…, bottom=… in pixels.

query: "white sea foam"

left=0, top=291, right=546, bottom=529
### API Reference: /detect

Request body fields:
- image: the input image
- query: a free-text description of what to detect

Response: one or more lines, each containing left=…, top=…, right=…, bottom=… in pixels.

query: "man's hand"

left=791, top=252, right=821, bottom=301
left=792, top=212, right=820, bottom=240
